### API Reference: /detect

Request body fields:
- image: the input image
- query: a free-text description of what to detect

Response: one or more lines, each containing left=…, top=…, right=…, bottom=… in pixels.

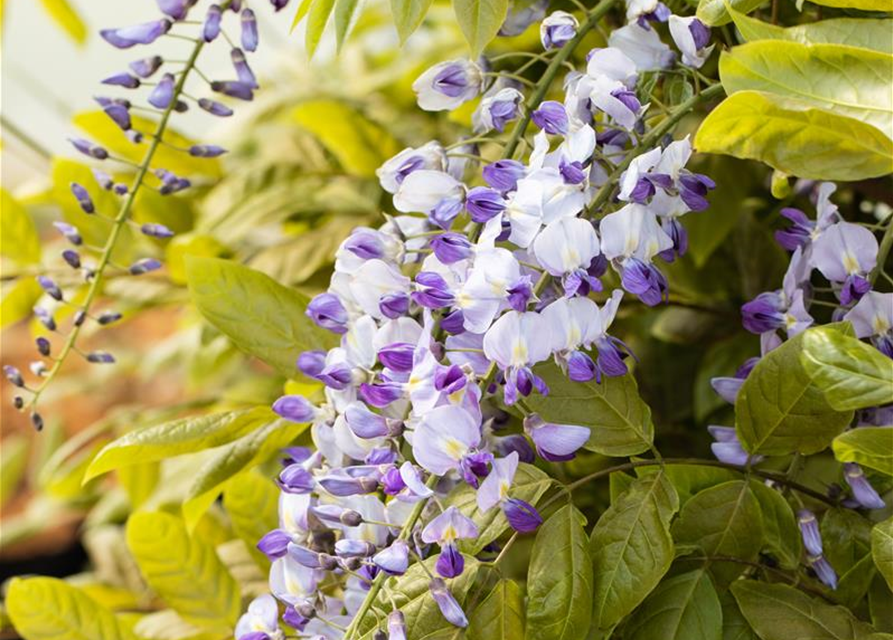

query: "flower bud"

left=53, top=221, right=83, bottom=245
left=37, top=276, right=63, bottom=301
left=36, top=337, right=51, bottom=357
left=98, top=311, right=123, bottom=325
left=203, top=4, right=222, bottom=42
left=148, top=73, right=175, bottom=109
left=140, top=223, right=175, bottom=238
left=70, top=182, right=95, bottom=213
left=211, top=80, right=254, bottom=101
left=69, top=137, right=108, bottom=160
left=257, top=529, right=290, bottom=560
left=231, top=48, right=258, bottom=88
left=3, top=365, right=24, bottom=387
left=102, top=72, right=141, bottom=89
left=31, top=412, right=44, bottom=431
left=87, top=351, right=116, bottom=364
left=100, top=19, right=172, bottom=49
left=198, top=98, right=233, bottom=117
left=241, top=9, right=258, bottom=52
left=188, top=145, right=228, bottom=158
left=129, top=55, right=163, bottom=78
left=129, top=258, right=163, bottom=275
left=33, top=307, right=57, bottom=331
left=531, top=100, right=568, bottom=135
left=540, top=11, right=578, bottom=49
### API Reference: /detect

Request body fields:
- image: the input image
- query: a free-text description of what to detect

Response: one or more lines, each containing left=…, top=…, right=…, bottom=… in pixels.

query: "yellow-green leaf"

left=126, top=511, right=240, bottom=633
left=85, top=408, right=275, bottom=482
left=833, top=428, right=893, bottom=477
left=390, top=0, right=434, bottom=42
left=291, top=0, right=315, bottom=31
left=807, top=0, right=892, bottom=12
left=720, top=41, right=893, bottom=138
left=38, top=0, right=87, bottom=44
left=801, top=326, right=893, bottom=411
left=696, top=90, right=893, bottom=183
left=6, top=577, right=137, bottom=640
left=728, top=7, right=893, bottom=55
left=292, top=100, right=399, bottom=177
left=453, top=0, right=509, bottom=57
left=0, top=435, right=28, bottom=508
left=697, top=0, right=763, bottom=27
left=334, top=0, right=362, bottom=49
left=1, top=278, right=42, bottom=329
left=185, top=256, right=337, bottom=377
left=182, top=418, right=310, bottom=530
left=306, top=0, right=337, bottom=56
left=223, top=470, right=280, bottom=570
left=0, top=189, right=40, bottom=265
left=74, top=111, right=221, bottom=178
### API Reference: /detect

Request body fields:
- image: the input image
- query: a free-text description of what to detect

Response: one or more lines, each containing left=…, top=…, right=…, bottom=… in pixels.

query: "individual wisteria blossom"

left=708, top=426, right=763, bottom=467
left=413, top=59, right=484, bottom=111
left=235, top=594, right=283, bottom=640
left=668, top=16, right=713, bottom=68
left=421, top=506, right=479, bottom=577
left=541, top=11, right=578, bottom=49
left=844, top=291, right=893, bottom=357
left=473, top=87, right=524, bottom=133
left=483, top=311, right=551, bottom=404
left=476, top=452, right=543, bottom=531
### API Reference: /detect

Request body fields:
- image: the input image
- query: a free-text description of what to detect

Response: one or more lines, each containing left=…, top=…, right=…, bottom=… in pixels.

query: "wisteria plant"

left=2, top=0, right=892, bottom=639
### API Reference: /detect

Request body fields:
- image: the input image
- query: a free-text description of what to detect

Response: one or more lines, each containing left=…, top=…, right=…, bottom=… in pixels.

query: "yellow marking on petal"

left=499, top=480, right=510, bottom=500
left=444, top=437, right=467, bottom=460
left=873, top=315, right=889, bottom=334
left=448, top=387, right=466, bottom=405
left=512, top=340, right=528, bottom=365
left=842, top=253, right=859, bottom=275
left=443, top=525, right=457, bottom=542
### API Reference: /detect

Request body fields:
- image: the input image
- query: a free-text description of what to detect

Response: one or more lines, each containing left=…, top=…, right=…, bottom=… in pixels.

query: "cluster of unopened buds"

left=706, top=180, right=892, bottom=591
left=237, top=3, right=723, bottom=638
left=3, top=0, right=289, bottom=428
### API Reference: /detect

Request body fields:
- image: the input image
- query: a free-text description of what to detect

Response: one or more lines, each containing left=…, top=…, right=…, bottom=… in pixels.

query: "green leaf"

left=873, top=517, right=893, bottom=591
left=292, top=101, right=400, bottom=177
left=748, top=480, right=802, bottom=569
left=734, top=325, right=854, bottom=456
left=833, top=428, right=893, bottom=477
left=720, top=41, right=893, bottom=139
left=1, top=278, right=43, bottom=328
left=6, top=577, right=137, bottom=640
left=452, top=0, right=509, bottom=57
left=671, top=480, right=763, bottom=583
left=728, top=7, right=893, bottom=55
left=526, top=504, right=592, bottom=640
left=801, top=326, right=893, bottom=412
left=185, top=256, right=336, bottom=377
left=720, top=590, right=758, bottom=640
left=625, top=569, right=723, bottom=640
left=822, top=507, right=873, bottom=577
left=468, top=579, right=525, bottom=640
left=525, top=364, right=654, bottom=457
left=446, top=462, right=552, bottom=554
left=182, top=418, right=310, bottom=530
left=390, top=0, right=434, bottom=41
left=85, top=408, right=275, bottom=481
left=224, top=470, right=280, bottom=570
left=37, top=0, right=86, bottom=44
left=306, top=0, right=336, bottom=56
left=694, top=90, right=893, bottom=181
left=126, top=511, right=240, bottom=633
left=0, top=189, right=40, bottom=265
left=355, top=556, right=481, bottom=640
left=730, top=580, right=878, bottom=639
left=333, top=0, right=362, bottom=49
left=591, top=471, right=680, bottom=630
left=639, top=463, right=739, bottom=507
left=697, top=0, right=763, bottom=27
left=807, top=0, right=892, bottom=12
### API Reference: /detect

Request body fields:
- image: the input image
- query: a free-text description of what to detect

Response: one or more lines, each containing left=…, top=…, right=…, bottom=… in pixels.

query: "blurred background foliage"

left=0, top=0, right=891, bottom=637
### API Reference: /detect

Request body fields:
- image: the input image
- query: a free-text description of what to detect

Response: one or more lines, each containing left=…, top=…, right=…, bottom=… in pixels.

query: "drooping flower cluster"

left=707, top=181, right=891, bottom=590
left=239, top=5, right=720, bottom=638
left=5, top=0, right=276, bottom=429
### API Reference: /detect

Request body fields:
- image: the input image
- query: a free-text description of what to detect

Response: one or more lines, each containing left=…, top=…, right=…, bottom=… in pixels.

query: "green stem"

left=23, top=15, right=223, bottom=413
left=870, top=214, right=893, bottom=286
left=343, top=475, right=438, bottom=639
left=560, top=457, right=837, bottom=507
